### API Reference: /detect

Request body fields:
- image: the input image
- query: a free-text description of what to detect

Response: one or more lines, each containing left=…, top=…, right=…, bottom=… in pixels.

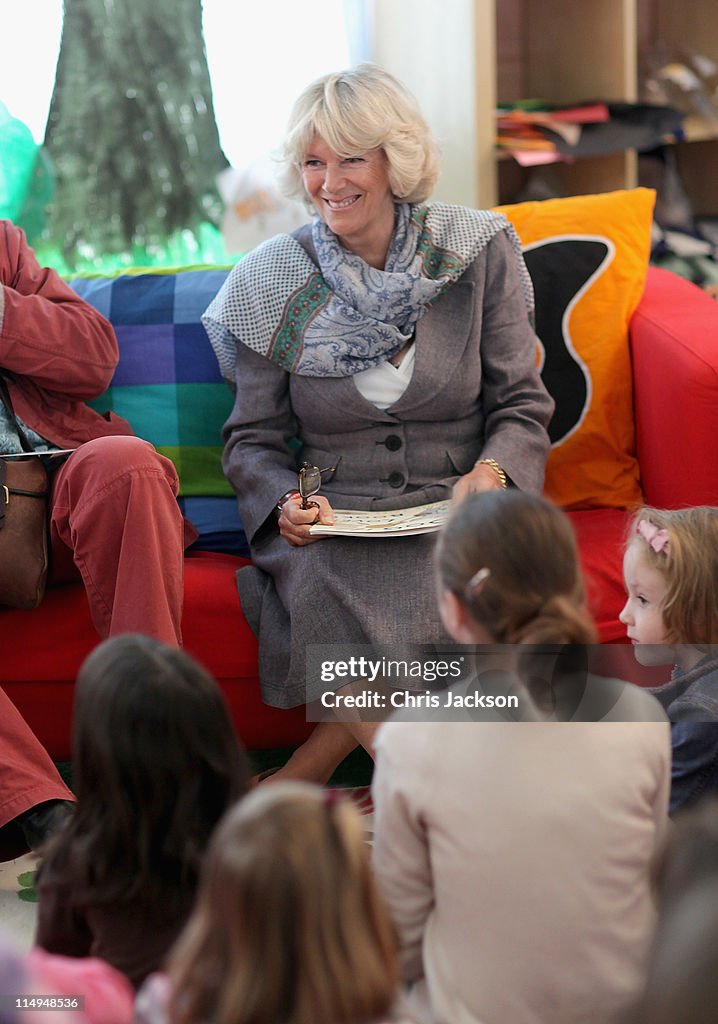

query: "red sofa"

left=3, top=265, right=718, bottom=760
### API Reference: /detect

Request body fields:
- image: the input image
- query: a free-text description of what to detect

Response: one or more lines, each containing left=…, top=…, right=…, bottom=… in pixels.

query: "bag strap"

left=0, top=370, right=35, bottom=454
left=0, top=459, right=7, bottom=526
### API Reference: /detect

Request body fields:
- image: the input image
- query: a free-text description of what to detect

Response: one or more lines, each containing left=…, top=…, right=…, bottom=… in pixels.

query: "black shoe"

left=16, top=799, right=74, bottom=853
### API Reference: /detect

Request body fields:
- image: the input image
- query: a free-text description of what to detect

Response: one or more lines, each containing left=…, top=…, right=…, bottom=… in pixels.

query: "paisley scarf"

left=203, top=202, right=533, bottom=380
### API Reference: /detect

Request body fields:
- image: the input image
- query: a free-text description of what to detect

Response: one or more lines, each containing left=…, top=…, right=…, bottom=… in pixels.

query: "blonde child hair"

left=627, top=506, right=718, bottom=645
left=165, top=782, right=400, bottom=1024
left=436, top=489, right=597, bottom=645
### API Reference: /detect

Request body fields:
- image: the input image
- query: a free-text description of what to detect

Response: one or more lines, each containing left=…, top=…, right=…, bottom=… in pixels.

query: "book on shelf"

left=308, top=499, right=451, bottom=538
left=495, top=101, right=611, bottom=156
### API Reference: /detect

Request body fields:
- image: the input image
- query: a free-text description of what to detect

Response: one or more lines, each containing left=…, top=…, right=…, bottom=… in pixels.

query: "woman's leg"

left=271, top=720, right=359, bottom=784
left=268, top=719, right=381, bottom=785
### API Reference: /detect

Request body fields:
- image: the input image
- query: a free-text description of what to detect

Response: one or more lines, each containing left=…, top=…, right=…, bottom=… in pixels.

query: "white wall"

left=369, top=0, right=496, bottom=207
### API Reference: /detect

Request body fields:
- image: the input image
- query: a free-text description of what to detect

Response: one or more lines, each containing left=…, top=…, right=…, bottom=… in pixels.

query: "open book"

left=309, top=499, right=451, bottom=538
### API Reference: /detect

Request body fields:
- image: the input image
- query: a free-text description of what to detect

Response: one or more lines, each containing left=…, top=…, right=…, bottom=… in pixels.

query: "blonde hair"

left=627, top=506, right=718, bottom=645
left=166, top=782, right=399, bottom=1024
left=277, top=63, right=441, bottom=205
left=436, top=490, right=597, bottom=645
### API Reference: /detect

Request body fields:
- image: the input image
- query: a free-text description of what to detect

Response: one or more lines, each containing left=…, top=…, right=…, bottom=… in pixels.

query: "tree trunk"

left=44, top=0, right=229, bottom=267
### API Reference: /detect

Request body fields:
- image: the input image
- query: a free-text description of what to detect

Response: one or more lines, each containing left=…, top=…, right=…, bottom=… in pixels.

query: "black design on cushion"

left=524, top=238, right=610, bottom=445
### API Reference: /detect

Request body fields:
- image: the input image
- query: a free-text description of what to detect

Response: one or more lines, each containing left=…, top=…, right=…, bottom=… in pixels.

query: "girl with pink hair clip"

left=620, top=505, right=718, bottom=812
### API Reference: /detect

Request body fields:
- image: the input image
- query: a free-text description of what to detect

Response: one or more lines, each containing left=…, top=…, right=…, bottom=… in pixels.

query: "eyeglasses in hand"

left=297, top=460, right=339, bottom=512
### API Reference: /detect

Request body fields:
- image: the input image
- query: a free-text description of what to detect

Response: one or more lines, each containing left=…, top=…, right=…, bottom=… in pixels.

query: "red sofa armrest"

left=630, top=266, right=718, bottom=508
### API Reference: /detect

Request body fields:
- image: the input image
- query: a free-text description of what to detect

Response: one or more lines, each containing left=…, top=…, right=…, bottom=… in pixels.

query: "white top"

left=372, top=702, right=671, bottom=1024
left=353, top=345, right=416, bottom=410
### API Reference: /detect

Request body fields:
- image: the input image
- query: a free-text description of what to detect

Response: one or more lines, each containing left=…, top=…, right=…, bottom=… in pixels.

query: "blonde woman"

left=202, top=63, right=553, bottom=784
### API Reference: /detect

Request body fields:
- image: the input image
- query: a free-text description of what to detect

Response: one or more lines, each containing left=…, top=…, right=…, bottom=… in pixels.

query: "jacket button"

left=388, top=472, right=405, bottom=488
left=385, top=434, right=402, bottom=451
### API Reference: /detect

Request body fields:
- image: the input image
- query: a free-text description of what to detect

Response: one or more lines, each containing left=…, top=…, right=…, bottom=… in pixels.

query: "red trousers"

left=49, top=435, right=187, bottom=646
left=1, top=436, right=189, bottom=857
left=0, top=690, right=74, bottom=857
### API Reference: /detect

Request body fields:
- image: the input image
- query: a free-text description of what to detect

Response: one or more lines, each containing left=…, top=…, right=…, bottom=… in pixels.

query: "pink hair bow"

left=637, top=519, right=670, bottom=554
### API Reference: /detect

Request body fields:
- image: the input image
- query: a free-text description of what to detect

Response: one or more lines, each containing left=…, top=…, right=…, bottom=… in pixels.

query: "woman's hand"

left=452, top=462, right=505, bottom=505
left=278, top=495, right=335, bottom=546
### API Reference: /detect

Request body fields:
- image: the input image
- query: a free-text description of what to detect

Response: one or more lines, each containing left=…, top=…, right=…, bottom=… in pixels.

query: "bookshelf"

left=370, top=0, right=718, bottom=214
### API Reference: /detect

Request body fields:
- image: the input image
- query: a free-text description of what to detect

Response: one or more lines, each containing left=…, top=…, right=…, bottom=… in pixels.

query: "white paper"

left=309, top=499, right=451, bottom=538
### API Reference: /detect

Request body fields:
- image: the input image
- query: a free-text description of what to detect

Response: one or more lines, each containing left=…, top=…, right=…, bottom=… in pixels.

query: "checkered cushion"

left=69, top=267, right=247, bottom=554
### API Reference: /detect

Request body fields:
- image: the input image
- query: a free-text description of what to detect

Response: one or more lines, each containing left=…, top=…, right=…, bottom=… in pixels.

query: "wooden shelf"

left=369, top=0, right=718, bottom=213
left=494, top=0, right=718, bottom=211
left=680, top=116, right=718, bottom=144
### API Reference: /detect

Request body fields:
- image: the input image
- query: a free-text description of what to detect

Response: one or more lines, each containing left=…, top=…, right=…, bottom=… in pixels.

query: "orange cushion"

left=496, top=188, right=655, bottom=510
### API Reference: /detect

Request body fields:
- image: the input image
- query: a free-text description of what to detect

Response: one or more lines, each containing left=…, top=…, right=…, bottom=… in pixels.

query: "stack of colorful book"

left=496, top=102, right=610, bottom=165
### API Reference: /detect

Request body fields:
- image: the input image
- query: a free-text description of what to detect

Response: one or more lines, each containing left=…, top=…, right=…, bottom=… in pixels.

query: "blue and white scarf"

left=203, top=202, right=533, bottom=380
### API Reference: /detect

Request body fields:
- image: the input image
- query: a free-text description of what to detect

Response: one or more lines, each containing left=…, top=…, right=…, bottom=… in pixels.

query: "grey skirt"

left=237, top=530, right=450, bottom=708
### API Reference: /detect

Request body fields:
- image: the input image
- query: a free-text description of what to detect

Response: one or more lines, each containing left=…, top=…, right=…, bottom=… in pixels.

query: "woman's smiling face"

left=300, top=134, right=395, bottom=262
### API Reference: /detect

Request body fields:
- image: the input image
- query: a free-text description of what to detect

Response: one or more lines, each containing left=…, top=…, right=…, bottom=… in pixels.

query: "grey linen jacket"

left=222, top=226, right=554, bottom=547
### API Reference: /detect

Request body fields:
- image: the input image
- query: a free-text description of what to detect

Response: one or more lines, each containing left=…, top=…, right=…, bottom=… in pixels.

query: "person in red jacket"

left=0, top=219, right=191, bottom=856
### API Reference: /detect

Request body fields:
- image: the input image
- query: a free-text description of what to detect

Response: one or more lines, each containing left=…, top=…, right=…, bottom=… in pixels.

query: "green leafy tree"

left=43, top=0, right=229, bottom=270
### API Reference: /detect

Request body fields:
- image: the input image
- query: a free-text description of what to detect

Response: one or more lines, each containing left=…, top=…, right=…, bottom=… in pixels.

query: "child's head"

left=167, top=782, right=399, bottom=1024
left=435, top=490, right=596, bottom=645
left=620, top=506, right=718, bottom=659
left=49, top=634, right=249, bottom=913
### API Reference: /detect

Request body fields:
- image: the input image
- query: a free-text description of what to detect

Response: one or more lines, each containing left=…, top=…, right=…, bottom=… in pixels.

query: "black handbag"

left=0, top=374, right=50, bottom=609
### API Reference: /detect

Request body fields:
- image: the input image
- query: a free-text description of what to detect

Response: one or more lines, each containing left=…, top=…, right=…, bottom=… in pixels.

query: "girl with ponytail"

left=372, top=490, right=671, bottom=1024
left=436, top=488, right=596, bottom=647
